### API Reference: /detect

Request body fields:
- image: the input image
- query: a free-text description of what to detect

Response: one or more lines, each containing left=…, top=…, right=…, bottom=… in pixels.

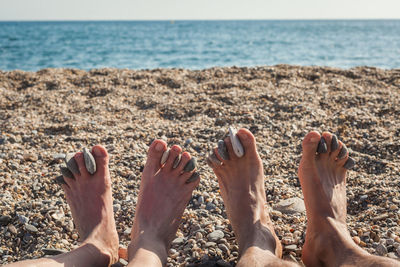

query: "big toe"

left=302, top=131, right=321, bottom=158
left=92, top=145, right=109, bottom=176
left=144, top=140, right=167, bottom=173
left=236, top=128, right=257, bottom=155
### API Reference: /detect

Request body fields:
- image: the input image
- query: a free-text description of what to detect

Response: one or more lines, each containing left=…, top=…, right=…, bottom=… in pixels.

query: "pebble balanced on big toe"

left=229, top=127, right=244, bottom=157
left=83, top=147, right=97, bottom=174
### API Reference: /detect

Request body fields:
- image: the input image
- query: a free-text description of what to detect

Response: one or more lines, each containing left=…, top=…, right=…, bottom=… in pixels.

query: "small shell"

left=217, top=140, right=229, bottom=160
left=60, top=166, right=74, bottom=179
left=186, top=172, right=200, bottom=183
left=65, top=153, right=80, bottom=175
left=83, top=148, right=96, bottom=175
left=173, top=154, right=181, bottom=168
left=160, top=149, right=170, bottom=164
left=229, top=127, right=244, bottom=157
left=183, top=157, right=197, bottom=172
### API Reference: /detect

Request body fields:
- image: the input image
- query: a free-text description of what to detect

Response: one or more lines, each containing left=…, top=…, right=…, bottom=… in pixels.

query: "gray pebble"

left=60, top=166, right=74, bottom=179
left=331, top=134, right=339, bottom=151
left=160, top=149, right=169, bottom=164
left=217, top=140, right=229, bottom=160
left=208, top=230, right=224, bottom=242
left=208, top=152, right=221, bottom=165
left=55, top=175, right=66, bottom=185
left=172, top=237, right=185, bottom=245
left=25, top=224, right=38, bottom=233
left=338, top=144, right=348, bottom=159
left=65, top=153, right=80, bottom=175
left=172, top=154, right=181, bottom=168
left=317, top=137, right=327, bottom=153
left=344, top=157, right=355, bottom=169
left=183, top=157, right=197, bottom=172
left=42, top=248, right=67, bottom=256
left=186, top=172, right=200, bottom=183
left=376, top=243, right=387, bottom=256
left=83, top=148, right=96, bottom=174
left=273, top=197, right=306, bottom=214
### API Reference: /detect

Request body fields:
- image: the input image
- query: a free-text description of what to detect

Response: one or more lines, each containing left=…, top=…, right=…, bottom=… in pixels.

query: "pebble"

left=42, top=248, right=68, bottom=255
left=25, top=224, right=38, bottom=233
left=186, top=172, right=200, bottom=183
left=172, top=154, right=181, bottom=168
left=8, top=224, right=17, bottom=235
left=317, top=137, right=327, bottom=153
left=23, top=153, right=38, bottom=162
left=207, top=230, right=224, bottom=242
left=160, top=149, right=170, bottom=164
left=65, top=153, right=80, bottom=174
left=0, top=215, right=11, bottom=226
left=60, top=166, right=74, bottom=179
left=17, top=214, right=29, bottom=224
left=376, top=243, right=388, bottom=256
left=217, top=140, right=229, bottom=160
left=352, top=236, right=361, bottom=245
left=183, top=157, right=197, bottom=172
left=285, top=244, right=297, bottom=251
left=83, top=148, right=96, bottom=174
left=273, top=197, right=306, bottom=214
left=172, top=237, right=185, bottom=246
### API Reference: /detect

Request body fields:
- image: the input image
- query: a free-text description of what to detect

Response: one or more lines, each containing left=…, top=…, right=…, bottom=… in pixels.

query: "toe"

left=92, top=145, right=109, bottom=177
left=321, top=132, right=333, bottom=153
left=175, top=152, right=191, bottom=173
left=223, top=137, right=236, bottom=160
left=302, top=131, right=321, bottom=158
left=330, top=134, right=339, bottom=152
left=236, top=128, right=257, bottom=155
left=143, top=140, right=167, bottom=174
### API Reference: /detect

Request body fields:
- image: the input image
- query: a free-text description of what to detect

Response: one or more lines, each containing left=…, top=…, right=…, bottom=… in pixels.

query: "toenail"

left=155, top=142, right=164, bottom=152
left=310, top=137, right=319, bottom=143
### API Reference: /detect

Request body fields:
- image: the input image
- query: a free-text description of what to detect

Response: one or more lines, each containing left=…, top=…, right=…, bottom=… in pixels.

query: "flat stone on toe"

left=60, top=166, right=74, bottom=179
left=55, top=175, right=66, bottom=184
left=183, top=157, right=197, bottom=172
left=343, top=157, right=355, bottom=169
left=173, top=154, right=181, bottom=168
left=338, top=144, right=348, bottom=159
left=217, top=140, right=229, bottom=160
left=65, top=153, right=80, bottom=175
left=83, top=148, right=96, bottom=174
left=161, top=149, right=170, bottom=165
left=208, top=152, right=222, bottom=165
left=317, top=137, right=328, bottom=153
left=228, top=127, right=244, bottom=157
left=331, top=134, right=339, bottom=151
left=186, top=172, right=200, bottom=183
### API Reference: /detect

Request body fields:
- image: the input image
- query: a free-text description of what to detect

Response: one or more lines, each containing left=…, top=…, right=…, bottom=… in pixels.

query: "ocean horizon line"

left=1, top=18, right=400, bottom=23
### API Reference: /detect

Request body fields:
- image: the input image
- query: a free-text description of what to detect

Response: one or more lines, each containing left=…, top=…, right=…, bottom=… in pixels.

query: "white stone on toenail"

left=160, top=149, right=170, bottom=164
left=229, top=127, right=244, bottom=157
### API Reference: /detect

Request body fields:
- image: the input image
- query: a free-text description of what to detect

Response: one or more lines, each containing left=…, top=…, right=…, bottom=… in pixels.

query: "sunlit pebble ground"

left=0, top=66, right=400, bottom=266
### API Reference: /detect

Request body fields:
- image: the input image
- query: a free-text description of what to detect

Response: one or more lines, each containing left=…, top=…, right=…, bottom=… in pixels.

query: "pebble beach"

left=1, top=65, right=400, bottom=266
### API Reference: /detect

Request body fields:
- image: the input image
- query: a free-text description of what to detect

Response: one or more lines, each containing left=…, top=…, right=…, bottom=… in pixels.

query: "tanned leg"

left=208, top=128, right=298, bottom=267
left=127, top=140, right=199, bottom=267
left=299, top=131, right=399, bottom=267
left=6, top=145, right=119, bottom=267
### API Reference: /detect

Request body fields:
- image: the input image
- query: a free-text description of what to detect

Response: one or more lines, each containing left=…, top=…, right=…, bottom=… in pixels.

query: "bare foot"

left=209, top=129, right=296, bottom=266
left=61, top=145, right=119, bottom=265
left=128, top=140, right=199, bottom=266
left=299, top=131, right=398, bottom=267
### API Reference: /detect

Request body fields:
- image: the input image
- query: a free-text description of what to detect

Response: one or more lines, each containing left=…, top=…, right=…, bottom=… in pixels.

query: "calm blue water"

left=0, top=20, right=400, bottom=71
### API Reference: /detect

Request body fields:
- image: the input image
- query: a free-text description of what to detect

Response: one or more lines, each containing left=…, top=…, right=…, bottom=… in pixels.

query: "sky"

left=1, top=0, right=400, bottom=21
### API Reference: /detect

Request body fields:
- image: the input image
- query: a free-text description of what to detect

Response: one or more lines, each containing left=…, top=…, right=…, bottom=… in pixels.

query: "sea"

left=0, top=20, right=400, bottom=71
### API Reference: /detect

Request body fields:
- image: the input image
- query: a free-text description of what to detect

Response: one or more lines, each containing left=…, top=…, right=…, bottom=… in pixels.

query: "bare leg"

left=208, top=129, right=298, bottom=267
left=6, top=145, right=119, bottom=267
left=127, top=140, right=199, bottom=267
left=299, top=131, right=399, bottom=267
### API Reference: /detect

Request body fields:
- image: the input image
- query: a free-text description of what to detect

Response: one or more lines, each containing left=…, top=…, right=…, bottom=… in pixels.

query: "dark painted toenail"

left=186, top=172, right=200, bottom=183
left=83, top=148, right=97, bottom=174
left=209, top=152, right=222, bottom=165
left=55, top=175, right=66, bottom=184
left=60, top=166, right=74, bottom=179
left=65, top=153, right=80, bottom=175
left=343, top=157, right=355, bottom=169
left=317, top=137, right=328, bottom=153
left=184, top=157, right=197, bottom=172
left=217, top=140, right=229, bottom=160
left=173, top=154, right=181, bottom=168
left=331, top=135, right=339, bottom=151
left=160, top=149, right=169, bottom=164
left=338, top=144, right=348, bottom=159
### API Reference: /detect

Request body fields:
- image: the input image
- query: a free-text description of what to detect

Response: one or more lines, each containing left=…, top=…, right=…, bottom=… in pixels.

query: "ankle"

left=237, top=222, right=279, bottom=257
left=128, top=235, right=168, bottom=264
